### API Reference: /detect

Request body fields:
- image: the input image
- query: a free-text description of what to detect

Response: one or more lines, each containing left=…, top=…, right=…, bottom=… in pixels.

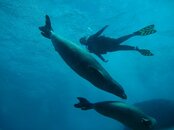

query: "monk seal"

left=39, top=15, right=127, bottom=99
left=124, top=99, right=174, bottom=130
left=74, top=97, right=157, bottom=130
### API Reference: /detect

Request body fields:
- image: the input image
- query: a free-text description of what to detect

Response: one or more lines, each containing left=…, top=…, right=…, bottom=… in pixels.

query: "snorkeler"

left=80, top=25, right=157, bottom=62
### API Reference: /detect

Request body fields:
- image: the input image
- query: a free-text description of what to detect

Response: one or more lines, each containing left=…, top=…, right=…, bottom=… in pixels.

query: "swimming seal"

left=124, top=99, right=174, bottom=130
left=39, top=15, right=127, bottom=99
left=75, top=97, right=157, bottom=130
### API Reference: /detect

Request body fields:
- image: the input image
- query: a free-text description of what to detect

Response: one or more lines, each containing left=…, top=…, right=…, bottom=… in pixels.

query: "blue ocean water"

left=0, top=0, right=174, bottom=130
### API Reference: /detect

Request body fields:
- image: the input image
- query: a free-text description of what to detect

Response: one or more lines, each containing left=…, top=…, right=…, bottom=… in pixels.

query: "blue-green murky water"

left=0, top=0, right=174, bottom=130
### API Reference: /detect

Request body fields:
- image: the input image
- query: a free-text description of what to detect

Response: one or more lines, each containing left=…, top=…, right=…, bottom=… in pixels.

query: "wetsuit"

left=83, top=25, right=156, bottom=62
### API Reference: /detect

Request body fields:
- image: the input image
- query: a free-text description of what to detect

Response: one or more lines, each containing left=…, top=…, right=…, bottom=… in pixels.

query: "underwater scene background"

left=0, top=0, right=174, bottom=130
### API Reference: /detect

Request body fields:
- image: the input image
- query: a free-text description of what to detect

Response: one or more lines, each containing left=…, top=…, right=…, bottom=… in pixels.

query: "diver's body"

left=80, top=25, right=156, bottom=62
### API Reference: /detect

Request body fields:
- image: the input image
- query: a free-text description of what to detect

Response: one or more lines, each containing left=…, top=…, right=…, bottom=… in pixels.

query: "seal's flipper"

left=88, top=66, right=106, bottom=82
left=74, top=97, right=93, bottom=110
left=134, top=24, right=157, bottom=36
left=39, top=15, right=53, bottom=39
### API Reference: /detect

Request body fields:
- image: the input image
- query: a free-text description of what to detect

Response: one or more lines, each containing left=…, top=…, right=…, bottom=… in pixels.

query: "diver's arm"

left=114, top=34, right=135, bottom=44
left=93, top=25, right=109, bottom=37
left=96, top=53, right=108, bottom=62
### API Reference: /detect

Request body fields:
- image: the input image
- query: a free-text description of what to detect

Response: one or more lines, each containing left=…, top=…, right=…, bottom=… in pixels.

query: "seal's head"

left=115, top=88, right=127, bottom=99
left=79, top=36, right=87, bottom=45
left=140, top=117, right=157, bottom=130
left=107, top=80, right=127, bottom=99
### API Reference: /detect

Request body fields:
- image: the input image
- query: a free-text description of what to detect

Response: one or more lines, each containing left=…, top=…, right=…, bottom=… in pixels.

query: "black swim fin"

left=136, top=47, right=154, bottom=56
left=39, top=15, right=53, bottom=39
left=134, top=24, right=157, bottom=36
left=138, top=49, right=154, bottom=56
left=74, top=97, right=94, bottom=110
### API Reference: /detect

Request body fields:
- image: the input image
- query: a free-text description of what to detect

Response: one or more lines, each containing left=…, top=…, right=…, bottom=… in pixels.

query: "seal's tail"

left=134, top=24, right=157, bottom=36
left=39, top=15, right=53, bottom=39
left=74, top=97, right=94, bottom=110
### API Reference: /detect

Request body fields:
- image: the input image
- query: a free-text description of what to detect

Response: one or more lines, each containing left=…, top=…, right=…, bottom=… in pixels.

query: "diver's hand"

left=104, top=25, right=109, bottom=29
left=103, top=59, right=108, bottom=62
left=101, top=56, right=108, bottom=62
left=96, top=54, right=108, bottom=63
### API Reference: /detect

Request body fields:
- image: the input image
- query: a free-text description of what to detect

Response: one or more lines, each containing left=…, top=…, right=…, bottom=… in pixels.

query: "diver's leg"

left=106, top=44, right=136, bottom=52
left=114, top=34, right=136, bottom=45
left=108, top=45, right=154, bottom=56
left=115, top=45, right=136, bottom=51
left=114, top=24, right=157, bottom=45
